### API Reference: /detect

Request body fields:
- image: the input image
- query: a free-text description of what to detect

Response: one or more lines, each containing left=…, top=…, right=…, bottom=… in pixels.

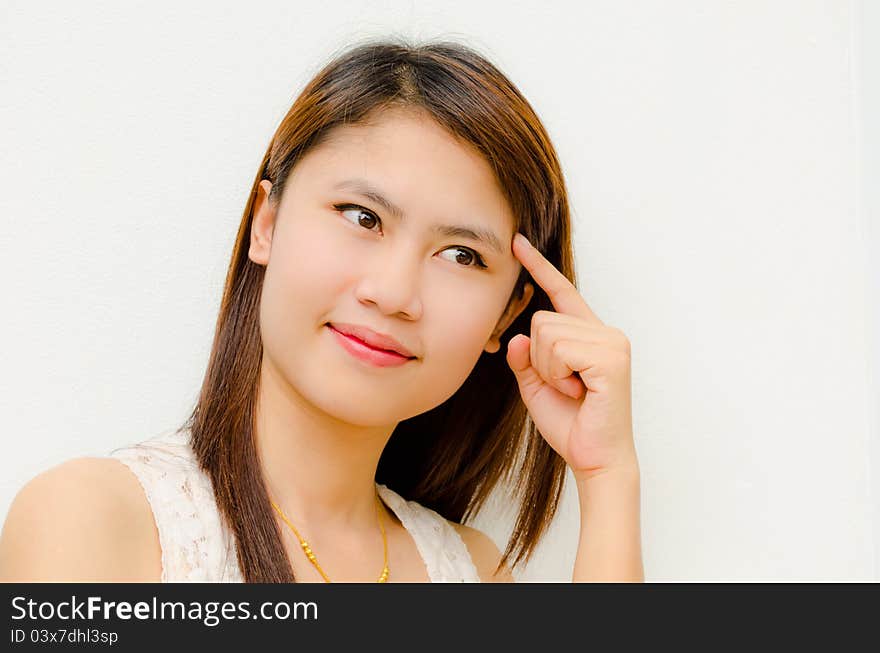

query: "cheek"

left=431, top=304, right=494, bottom=348
left=266, top=220, right=352, bottom=313
left=258, top=220, right=347, bottom=359
left=404, top=296, right=506, bottom=413
left=422, top=289, right=508, bottom=367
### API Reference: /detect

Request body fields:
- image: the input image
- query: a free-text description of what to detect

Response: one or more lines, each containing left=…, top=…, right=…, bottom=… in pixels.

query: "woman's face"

left=249, top=107, right=534, bottom=426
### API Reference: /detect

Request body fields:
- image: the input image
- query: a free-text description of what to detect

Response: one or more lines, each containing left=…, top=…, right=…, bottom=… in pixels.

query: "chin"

left=296, top=371, right=405, bottom=426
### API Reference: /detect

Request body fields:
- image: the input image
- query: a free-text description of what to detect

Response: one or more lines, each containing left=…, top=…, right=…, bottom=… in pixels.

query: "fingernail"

left=515, top=233, right=532, bottom=249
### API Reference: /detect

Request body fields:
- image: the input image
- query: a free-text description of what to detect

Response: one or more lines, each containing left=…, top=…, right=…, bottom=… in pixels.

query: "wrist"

left=572, top=454, right=640, bottom=489
left=571, top=457, right=644, bottom=582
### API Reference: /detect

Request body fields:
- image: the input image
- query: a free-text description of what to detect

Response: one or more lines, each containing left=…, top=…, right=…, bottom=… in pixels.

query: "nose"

left=353, top=242, right=423, bottom=320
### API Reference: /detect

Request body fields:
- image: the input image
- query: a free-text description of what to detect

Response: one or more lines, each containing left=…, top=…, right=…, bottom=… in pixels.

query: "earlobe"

left=484, top=281, right=535, bottom=354
left=248, top=179, right=276, bottom=266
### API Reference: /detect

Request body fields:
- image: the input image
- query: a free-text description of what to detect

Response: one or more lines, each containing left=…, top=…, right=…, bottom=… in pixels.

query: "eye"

left=437, top=247, right=488, bottom=269
left=333, top=204, right=489, bottom=269
left=334, top=203, right=381, bottom=232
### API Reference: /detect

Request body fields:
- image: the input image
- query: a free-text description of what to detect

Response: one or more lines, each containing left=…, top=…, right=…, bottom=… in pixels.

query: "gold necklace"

left=269, top=492, right=389, bottom=583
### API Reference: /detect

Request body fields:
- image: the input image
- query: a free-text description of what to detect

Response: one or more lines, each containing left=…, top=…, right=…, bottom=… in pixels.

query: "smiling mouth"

left=325, top=324, right=417, bottom=367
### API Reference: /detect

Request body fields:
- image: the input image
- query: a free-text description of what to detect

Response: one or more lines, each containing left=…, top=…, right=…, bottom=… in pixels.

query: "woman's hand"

left=506, top=233, right=638, bottom=482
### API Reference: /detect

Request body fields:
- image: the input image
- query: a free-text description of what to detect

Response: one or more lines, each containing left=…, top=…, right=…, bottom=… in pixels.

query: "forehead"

left=288, top=109, right=516, bottom=240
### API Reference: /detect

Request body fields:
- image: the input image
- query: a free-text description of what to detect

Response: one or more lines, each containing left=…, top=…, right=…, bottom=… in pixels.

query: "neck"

left=254, top=356, right=397, bottom=536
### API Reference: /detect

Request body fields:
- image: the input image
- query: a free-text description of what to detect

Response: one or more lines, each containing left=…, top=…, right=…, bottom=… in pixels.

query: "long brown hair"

left=183, top=37, right=578, bottom=582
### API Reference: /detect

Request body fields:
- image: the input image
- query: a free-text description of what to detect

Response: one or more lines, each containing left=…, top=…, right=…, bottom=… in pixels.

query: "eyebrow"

left=332, top=178, right=505, bottom=255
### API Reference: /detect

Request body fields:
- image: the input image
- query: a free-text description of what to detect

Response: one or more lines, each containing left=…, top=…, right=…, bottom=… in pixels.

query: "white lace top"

left=107, top=428, right=481, bottom=583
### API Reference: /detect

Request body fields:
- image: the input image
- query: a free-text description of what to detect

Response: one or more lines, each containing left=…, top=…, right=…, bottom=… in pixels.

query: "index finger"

left=512, top=233, right=603, bottom=325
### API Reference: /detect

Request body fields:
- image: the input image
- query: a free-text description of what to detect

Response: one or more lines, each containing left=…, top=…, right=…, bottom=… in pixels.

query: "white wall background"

left=857, top=0, right=880, bottom=584
left=1, top=0, right=875, bottom=582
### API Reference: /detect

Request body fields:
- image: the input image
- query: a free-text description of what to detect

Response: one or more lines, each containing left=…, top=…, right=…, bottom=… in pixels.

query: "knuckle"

left=530, top=310, right=549, bottom=332
left=612, top=350, right=631, bottom=370
left=610, top=327, right=631, bottom=353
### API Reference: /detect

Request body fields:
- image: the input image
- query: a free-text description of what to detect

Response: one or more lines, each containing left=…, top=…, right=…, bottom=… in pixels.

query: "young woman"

left=0, top=39, right=643, bottom=583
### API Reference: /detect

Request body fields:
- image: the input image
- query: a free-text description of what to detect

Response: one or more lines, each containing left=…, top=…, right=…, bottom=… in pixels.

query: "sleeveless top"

left=107, top=428, right=481, bottom=583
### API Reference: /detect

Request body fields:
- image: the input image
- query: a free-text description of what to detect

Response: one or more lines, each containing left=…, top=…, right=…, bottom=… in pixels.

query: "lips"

left=327, top=322, right=416, bottom=358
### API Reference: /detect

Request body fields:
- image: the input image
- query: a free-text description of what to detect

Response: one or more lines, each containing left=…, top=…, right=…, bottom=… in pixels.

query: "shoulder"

left=450, top=522, right=514, bottom=583
left=0, top=457, right=161, bottom=582
left=378, top=485, right=513, bottom=581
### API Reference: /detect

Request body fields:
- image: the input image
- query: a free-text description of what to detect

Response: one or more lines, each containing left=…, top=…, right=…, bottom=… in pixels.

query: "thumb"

left=506, top=334, right=544, bottom=399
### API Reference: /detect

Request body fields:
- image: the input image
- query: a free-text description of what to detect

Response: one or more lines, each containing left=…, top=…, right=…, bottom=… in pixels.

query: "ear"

left=248, top=179, right=276, bottom=266
left=484, top=281, right=535, bottom=354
